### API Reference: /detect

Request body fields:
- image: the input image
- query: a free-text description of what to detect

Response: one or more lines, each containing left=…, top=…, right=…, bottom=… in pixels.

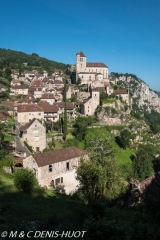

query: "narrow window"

left=61, top=177, right=63, bottom=183
left=49, top=164, right=52, bottom=172
left=66, top=162, right=69, bottom=170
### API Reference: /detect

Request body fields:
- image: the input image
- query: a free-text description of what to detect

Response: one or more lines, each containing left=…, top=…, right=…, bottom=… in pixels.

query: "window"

left=95, top=94, right=96, bottom=96
left=61, top=177, right=63, bottom=183
left=34, top=136, right=39, bottom=141
left=35, top=125, right=37, bottom=127
left=29, top=113, right=31, bottom=115
left=39, top=113, right=41, bottom=115
left=66, top=162, right=69, bottom=170
left=49, top=164, right=52, bottom=172
left=36, top=147, right=39, bottom=152
left=55, top=178, right=60, bottom=185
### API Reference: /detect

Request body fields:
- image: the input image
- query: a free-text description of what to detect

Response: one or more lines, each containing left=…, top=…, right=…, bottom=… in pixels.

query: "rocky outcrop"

left=125, top=77, right=160, bottom=112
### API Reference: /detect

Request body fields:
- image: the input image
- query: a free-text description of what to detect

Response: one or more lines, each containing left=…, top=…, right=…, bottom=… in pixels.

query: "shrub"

left=24, top=141, right=34, bottom=153
left=13, top=168, right=37, bottom=192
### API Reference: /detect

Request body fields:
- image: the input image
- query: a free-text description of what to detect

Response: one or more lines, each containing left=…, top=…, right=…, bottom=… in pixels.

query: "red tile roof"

left=19, top=118, right=36, bottom=131
left=41, top=93, right=55, bottom=99
left=32, top=146, right=87, bottom=167
left=53, top=102, right=75, bottom=110
left=86, top=62, right=108, bottom=68
left=114, top=90, right=128, bottom=95
left=76, top=51, right=86, bottom=57
left=38, top=101, right=59, bottom=113
left=0, top=110, right=10, bottom=119
left=17, top=104, right=43, bottom=112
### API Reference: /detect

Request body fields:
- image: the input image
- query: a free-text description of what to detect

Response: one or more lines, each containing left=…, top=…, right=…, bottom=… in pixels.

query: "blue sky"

left=0, top=0, right=160, bottom=90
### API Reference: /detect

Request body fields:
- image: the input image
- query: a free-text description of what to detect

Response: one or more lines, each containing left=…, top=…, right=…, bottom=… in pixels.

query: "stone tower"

left=76, top=51, right=86, bottom=81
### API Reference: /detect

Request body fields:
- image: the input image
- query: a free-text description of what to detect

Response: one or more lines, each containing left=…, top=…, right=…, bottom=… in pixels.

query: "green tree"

left=132, top=144, right=154, bottom=180
left=77, top=129, right=128, bottom=201
left=116, top=129, right=133, bottom=149
left=63, top=138, right=79, bottom=148
left=13, top=168, right=38, bottom=193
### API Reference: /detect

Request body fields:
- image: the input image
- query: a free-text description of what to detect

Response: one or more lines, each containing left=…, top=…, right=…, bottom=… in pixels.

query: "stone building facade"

left=23, top=146, right=88, bottom=194
left=76, top=51, right=108, bottom=84
left=19, top=118, right=46, bottom=152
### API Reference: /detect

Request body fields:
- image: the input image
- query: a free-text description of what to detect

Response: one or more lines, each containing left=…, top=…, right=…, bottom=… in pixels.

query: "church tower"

left=76, top=51, right=86, bottom=81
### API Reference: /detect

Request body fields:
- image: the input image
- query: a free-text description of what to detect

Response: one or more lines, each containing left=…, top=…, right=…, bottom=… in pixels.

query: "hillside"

left=0, top=48, right=69, bottom=75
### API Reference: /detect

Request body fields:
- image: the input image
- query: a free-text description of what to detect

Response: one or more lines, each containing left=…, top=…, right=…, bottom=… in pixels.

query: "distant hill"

left=0, top=48, right=69, bottom=75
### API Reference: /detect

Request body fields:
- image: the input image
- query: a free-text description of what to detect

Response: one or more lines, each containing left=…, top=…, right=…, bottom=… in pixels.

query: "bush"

left=24, top=141, right=34, bottom=153
left=13, top=168, right=37, bottom=192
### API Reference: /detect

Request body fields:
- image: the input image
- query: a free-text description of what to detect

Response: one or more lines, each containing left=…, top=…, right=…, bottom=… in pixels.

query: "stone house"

left=19, top=118, right=46, bottom=152
left=114, top=90, right=129, bottom=104
left=23, top=146, right=88, bottom=194
left=11, top=85, right=29, bottom=95
left=81, top=88, right=100, bottom=116
left=41, top=93, right=55, bottom=104
left=17, top=104, right=44, bottom=124
left=38, top=101, right=59, bottom=122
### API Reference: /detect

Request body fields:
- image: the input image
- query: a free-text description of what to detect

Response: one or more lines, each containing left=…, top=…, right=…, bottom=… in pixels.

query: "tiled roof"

left=19, top=118, right=36, bottom=131
left=31, top=80, right=44, bottom=87
left=32, top=146, right=87, bottom=167
left=0, top=110, right=10, bottom=119
left=17, top=104, right=43, bottom=112
left=41, top=93, right=55, bottom=99
left=28, top=87, right=42, bottom=92
left=76, top=51, right=86, bottom=57
left=114, top=90, right=128, bottom=95
left=86, top=62, right=108, bottom=68
left=53, top=102, right=75, bottom=110
left=38, top=101, right=59, bottom=113
left=79, top=72, right=97, bottom=74
left=12, top=85, right=28, bottom=89
left=1, top=101, right=14, bottom=109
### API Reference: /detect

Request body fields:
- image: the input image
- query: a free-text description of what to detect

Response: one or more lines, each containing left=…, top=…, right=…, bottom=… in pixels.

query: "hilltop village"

left=0, top=51, right=132, bottom=192
left=1, top=50, right=160, bottom=238
left=1, top=50, right=160, bottom=195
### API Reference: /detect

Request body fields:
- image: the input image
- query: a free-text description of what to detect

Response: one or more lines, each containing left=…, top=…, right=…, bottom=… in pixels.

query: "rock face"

left=125, top=77, right=160, bottom=112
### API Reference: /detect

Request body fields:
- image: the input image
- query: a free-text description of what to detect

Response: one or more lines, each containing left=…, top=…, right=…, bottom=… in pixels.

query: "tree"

left=13, top=168, right=38, bottom=192
left=131, top=144, right=154, bottom=181
left=63, top=80, right=67, bottom=140
left=76, top=77, right=81, bottom=85
left=63, top=138, right=79, bottom=148
left=77, top=129, right=128, bottom=201
left=116, top=129, right=133, bottom=149
left=74, top=116, right=88, bottom=141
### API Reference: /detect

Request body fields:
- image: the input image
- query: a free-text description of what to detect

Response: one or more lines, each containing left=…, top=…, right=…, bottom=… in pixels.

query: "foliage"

left=77, top=129, right=128, bottom=202
left=63, top=103, right=67, bottom=141
left=70, top=93, right=77, bottom=102
left=48, top=137, right=55, bottom=150
left=24, top=141, right=34, bottom=153
left=116, top=129, right=133, bottom=149
left=76, top=77, right=81, bottom=85
left=131, top=144, right=154, bottom=180
left=63, top=138, right=79, bottom=148
left=74, top=116, right=98, bottom=141
left=0, top=48, right=68, bottom=74
left=13, top=168, right=38, bottom=192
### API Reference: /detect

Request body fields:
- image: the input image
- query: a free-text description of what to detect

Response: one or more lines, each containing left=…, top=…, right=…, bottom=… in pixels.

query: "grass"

left=102, top=99, right=116, bottom=104
left=4, top=135, right=14, bottom=142
left=54, top=140, right=63, bottom=150
left=78, top=141, right=85, bottom=149
left=114, top=143, right=134, bottom=164
left=0, top=169, right=88, bottom=235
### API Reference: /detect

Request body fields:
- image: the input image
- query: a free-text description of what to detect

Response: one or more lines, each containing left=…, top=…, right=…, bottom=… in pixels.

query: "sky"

left=0, top=0, right=160, bottom=90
